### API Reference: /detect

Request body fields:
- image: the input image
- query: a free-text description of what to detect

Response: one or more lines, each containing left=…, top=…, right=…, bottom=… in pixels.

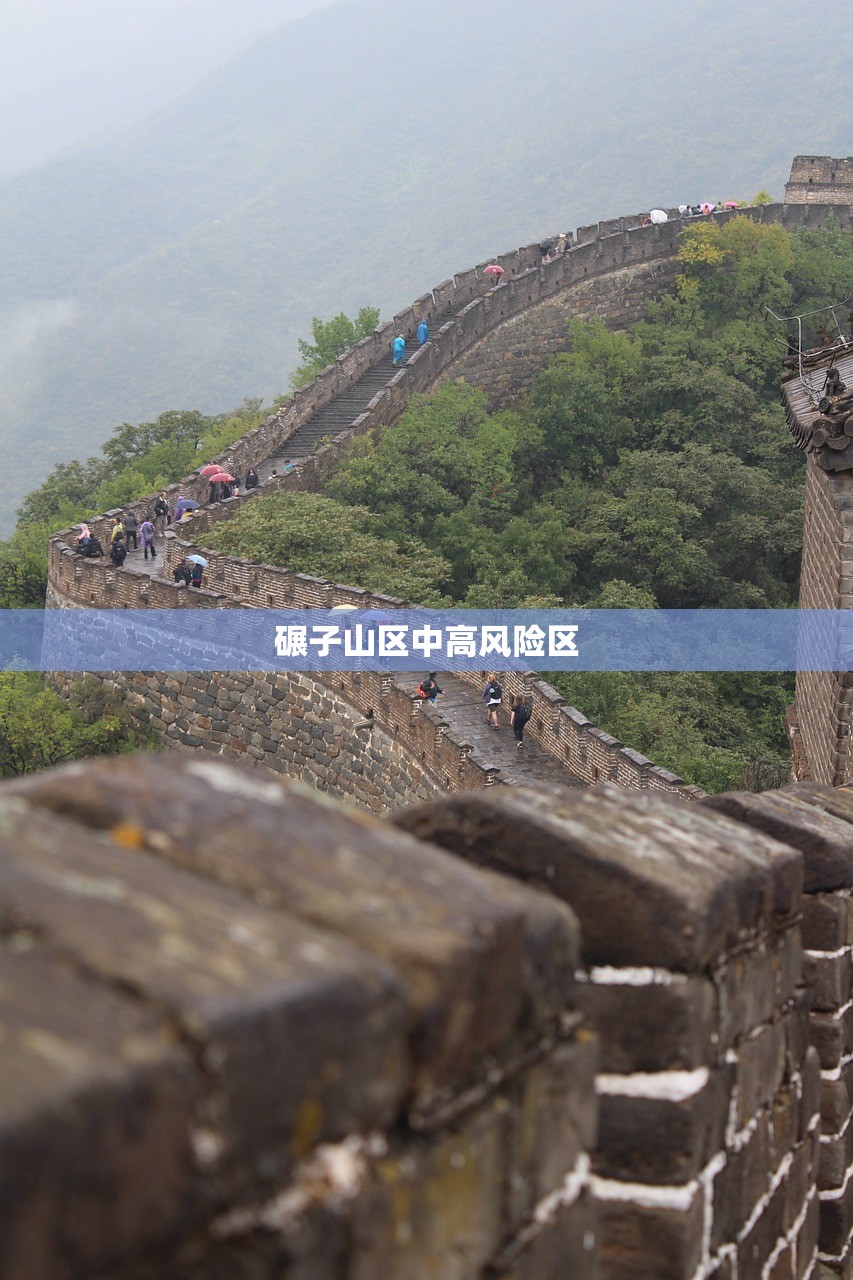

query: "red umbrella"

left=484, top=264, right=505, bottom=277
left=199, top=463, right=221, bottom=476
left=209, top=472, right=235, bottom=484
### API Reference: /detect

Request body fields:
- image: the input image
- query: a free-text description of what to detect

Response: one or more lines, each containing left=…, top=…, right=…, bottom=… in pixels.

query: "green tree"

left=203, top=491, right=451, bottom=605
left=290, top=307, right=381, bottom=389
left=0, top=674, right=149, bottom=778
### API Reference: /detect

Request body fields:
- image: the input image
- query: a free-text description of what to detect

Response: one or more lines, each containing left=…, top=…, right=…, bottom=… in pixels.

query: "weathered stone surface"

left=595, top=1069, right=729, bottom=1184
left=703, top=789, right=853, bottom=893
left=10, top=756, right=580, bottom=1110
left=801, top=891, right=853, bottom=951
left=504, top=1035, right=598, bottom=1225
left=394, top=786, right=801, bottom=969
left=487, top=1187, right=598, bottom=1280
left=573, top=972, right=716, bottom=1073
left=595, top=1187, right=704, bottom=1280
left=0, top=948, right=195, bottom=1280
left=347, top=1102, right=509, bottom=1280
left=0, top=794, right=408, bottom=1195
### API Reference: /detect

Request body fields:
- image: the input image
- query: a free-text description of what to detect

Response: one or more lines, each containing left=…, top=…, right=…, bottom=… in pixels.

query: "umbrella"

left=209, top=472, right=234, bottom=484
left=484, top=264, right=505, bottom=277
left=723, top=201, right=739, bottom=210
left=649, top=209, right=668, bottom=224
left=174, top=498, right=200, bottom=518
left=187, top=554, right=208, bottom=567
left=199, top=463, right=221, bottom=476
left=700, top=202, right=714, bottom=215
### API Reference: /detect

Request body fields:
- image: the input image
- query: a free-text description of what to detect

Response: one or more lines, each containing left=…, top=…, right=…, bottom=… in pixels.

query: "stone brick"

left=395, top=786, right=801, bottom=969
left=573, top=973, right=716, bottom=1072
left=502, top=1034, right=598, bottom=1225
left=487, top=1187, right=598, bottom=1280
left=347, top=1101, right=508, bottom=1280
left=596, top=1185, right=704, bottom=1280
left=0, top=794, right=408, bottom=1197
left=0, top=948, right=196, bottom=1280
left=595, top=1070, right=729, bottom=1184
left=704, top=790, right=853, bottom=893
left=10, top=757, right=580, bottom=1115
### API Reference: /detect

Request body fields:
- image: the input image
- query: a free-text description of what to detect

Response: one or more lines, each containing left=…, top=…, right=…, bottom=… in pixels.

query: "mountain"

left=0, top=0, right=851, bottom=533
left=0, top=0, right=331, bottom=175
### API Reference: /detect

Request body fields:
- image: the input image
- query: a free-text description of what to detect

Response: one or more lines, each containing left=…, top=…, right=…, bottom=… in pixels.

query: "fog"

left=0, top=0, right=332, bottom=173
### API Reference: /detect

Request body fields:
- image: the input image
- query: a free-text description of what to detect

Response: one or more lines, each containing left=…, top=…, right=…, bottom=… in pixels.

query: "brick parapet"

left=699, top=784, right=853, bottom=1277
left=0, top=755, right=595, bottom=1280
left=8, top=759, right=853, bottom=1277
left=394, top=784, right=823, bottom=1280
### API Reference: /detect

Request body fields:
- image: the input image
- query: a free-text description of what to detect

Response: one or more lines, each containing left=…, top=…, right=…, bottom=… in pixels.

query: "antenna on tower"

left=764, top=297, right=853, bottom=406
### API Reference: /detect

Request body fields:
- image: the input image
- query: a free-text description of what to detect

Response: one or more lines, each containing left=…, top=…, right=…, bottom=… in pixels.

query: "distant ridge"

left=1, top=0, right=852, bottom=532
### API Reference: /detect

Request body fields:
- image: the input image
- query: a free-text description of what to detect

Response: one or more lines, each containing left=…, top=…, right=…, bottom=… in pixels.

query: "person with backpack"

left=510, top=693, right=531, bottom=748
left=483, top=674, right=503, bottom=729
left=110, top=535, right=127, bottom=567
left=417, top=672, right=442, bottom=703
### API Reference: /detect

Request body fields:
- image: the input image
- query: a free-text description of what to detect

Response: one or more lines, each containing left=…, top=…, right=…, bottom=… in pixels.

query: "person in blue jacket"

left=393, top=335, right=406, bottom=365
left=417, top=319, right=429, bottom=345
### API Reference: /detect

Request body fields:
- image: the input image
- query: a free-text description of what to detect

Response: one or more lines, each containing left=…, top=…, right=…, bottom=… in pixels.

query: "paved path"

left=397, top=672, right=583, bottom=789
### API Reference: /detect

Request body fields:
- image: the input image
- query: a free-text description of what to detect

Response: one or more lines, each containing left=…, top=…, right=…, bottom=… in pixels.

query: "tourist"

left=245, top=468, right=260, bottom=490
left=110, top=536, right=127, bottom=567
left=393, top=335, right=406, bottom=366
left=173, top=559, right=192, bottom=586
left=123, top=509, right=138, bottom=551
left=189, top=560, right=204, bottom=589
left=483, top=674, right=503, bottom=729
left=417, top=672, right=442, bottom=703
left=417, top=319, right=429, bottom=345
left=76, top=523, right=91, bottom=554
left=111, top=517, right=125, bottom=545
left=154, top=491, right=169, bottom=534
left=510, top=694, right=531, bottom=749
left=139, top=516, right=156, bottom=561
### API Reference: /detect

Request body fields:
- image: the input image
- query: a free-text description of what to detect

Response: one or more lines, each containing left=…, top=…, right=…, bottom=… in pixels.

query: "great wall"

left=46, top=177, right=848, bottom=810
left=3, top=156, right=853, bottom=1278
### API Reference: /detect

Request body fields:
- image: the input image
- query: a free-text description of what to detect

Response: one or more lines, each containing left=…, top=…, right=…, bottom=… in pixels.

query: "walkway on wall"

left=397, top=672, right=584, bottom=788
left=263, top=357, right=404, bottom=471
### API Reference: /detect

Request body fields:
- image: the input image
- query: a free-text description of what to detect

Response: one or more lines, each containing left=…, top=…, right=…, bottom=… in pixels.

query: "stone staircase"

left=263, top=355, right=407, bottom=470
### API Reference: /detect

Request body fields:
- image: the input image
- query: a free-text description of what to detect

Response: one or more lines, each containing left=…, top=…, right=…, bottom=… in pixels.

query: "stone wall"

left=46, top=200, right=847, bottom=809
left=397, top=785, right=821, bottom=1280
left=701, top=785, right=853, bottom=1278
left=0, top=755, right=595, bottom=1280
left=9, top=754, right=853, bottom=1277
left=790, top=461, right=853, bottom=786
left=786, top=157, right=853, bottom=206
left=52, top=669, right=443, bottom=814
left=437, top=257, right=679, bottom=407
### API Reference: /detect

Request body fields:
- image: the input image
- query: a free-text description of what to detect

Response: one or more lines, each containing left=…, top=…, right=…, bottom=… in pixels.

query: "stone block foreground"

left=4, top=756, right=853, bottom=1278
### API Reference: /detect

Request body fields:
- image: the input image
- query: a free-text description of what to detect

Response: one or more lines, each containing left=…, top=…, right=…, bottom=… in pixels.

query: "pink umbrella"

left=700, top=203, right=714, bottom=215
left=199, top=463, right=221, bottom=476
left=723, top=201, right=739, bottom=210
left=484, top=264, right=505, bottom=278
left=209, top=472, right=235, bottom=484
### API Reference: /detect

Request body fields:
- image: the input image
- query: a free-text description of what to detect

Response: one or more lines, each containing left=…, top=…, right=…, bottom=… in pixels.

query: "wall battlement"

left=786, top=155, right=853, bottom=205
left=9, top=754, right=853, bottom=1277
left=48, top=200, right=843, bottom=811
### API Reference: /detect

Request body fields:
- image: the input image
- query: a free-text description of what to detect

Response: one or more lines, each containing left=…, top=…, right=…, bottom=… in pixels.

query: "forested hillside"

left=205, top=217, right=853, bottom=790
left=1, top=0, right=852, bottom=530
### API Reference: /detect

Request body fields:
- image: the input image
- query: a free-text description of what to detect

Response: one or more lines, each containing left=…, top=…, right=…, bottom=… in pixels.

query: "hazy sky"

left=0, top=0, right=331, bottom=171
left=0, top=1, right=199, bottom=97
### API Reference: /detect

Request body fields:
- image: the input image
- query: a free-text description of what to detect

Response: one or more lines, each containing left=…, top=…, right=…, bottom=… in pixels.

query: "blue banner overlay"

left=3, top=609, right=853, bottom=672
